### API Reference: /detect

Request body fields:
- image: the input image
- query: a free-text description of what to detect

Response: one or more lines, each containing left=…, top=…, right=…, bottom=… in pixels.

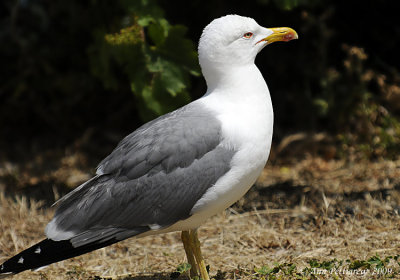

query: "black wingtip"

left=0, top=238, right=119, bottom=277
left=0, top=239, right=67, bottom=276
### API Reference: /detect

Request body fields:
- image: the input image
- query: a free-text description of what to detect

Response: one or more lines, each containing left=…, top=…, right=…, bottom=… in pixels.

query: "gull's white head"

left=198, top=15, right=298, bottom=85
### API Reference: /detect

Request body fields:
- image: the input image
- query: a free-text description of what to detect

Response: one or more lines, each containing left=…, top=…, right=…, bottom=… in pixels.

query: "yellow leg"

left=181, top=230, right=199, bottom=277
left=189, top=229, right=210, bottom=280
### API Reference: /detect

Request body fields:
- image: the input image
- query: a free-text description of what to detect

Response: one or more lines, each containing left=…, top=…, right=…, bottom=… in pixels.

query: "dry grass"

left=1, top=156, right=400, bottom=279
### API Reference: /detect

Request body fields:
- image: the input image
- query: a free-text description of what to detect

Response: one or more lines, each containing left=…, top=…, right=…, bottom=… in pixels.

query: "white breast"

left=168, top=65, right=274, bottom=231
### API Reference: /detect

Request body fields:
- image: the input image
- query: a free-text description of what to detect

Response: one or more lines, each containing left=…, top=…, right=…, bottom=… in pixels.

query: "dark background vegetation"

left=1, top=0, right=399, bottom=163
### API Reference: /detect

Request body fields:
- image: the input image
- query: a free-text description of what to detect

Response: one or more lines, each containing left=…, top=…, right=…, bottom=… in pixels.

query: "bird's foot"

left=181, top=230, right=210, bottom=280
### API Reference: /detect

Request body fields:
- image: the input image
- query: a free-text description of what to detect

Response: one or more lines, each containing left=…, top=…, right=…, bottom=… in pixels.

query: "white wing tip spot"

left=18, top=257, right=24, bottom=264
left=148, top=224, right=162, bottom=230
left=34, top=247, right=41, bottom=254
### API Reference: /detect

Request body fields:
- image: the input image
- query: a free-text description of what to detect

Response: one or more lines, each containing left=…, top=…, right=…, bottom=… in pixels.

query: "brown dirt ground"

left=1, top=147, right=400, bottom=279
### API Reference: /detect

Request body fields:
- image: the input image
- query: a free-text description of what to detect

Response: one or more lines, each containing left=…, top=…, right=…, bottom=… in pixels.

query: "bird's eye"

left=243, top=32, right=253, bottom=39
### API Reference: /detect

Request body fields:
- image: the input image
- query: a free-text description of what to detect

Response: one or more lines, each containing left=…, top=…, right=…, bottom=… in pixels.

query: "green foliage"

left=176, top=262, right=192, bottom=274
left=308, top=259, right=338, bottom=270
left=105, top=25, right=143, bottom=45
left=253, top=263, right=301, bottom=279
left=90, top=0, right=200, bottom=122
left=255, top=265, right=275, bottom=275
left=347, top=255, right=394, bottom=270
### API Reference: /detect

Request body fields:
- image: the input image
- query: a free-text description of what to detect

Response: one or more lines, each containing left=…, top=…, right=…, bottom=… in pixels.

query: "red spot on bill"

left=284, top=33, right=295, bottom=41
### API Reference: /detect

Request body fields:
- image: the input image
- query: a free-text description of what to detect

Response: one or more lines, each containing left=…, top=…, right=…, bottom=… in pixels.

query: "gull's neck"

left=199, top=63, right=273, bottom=133
left=202, top=64, right=268, bottom=99
left=198, top=61, right=274, bottom=168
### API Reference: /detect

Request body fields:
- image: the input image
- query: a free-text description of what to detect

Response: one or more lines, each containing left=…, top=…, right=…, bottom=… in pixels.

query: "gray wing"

left=47, top=102, right=235, bottom=247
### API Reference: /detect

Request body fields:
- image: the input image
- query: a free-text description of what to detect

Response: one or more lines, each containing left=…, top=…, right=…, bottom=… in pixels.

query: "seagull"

left=0, top=15, right=297, bottom=280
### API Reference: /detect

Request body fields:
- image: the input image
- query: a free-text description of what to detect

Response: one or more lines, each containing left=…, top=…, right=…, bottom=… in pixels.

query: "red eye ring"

left=243, top=32, right=253, bottom=39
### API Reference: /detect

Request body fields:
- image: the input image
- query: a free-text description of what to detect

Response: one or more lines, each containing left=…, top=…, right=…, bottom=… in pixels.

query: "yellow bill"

left=258, top=27, right=298, bottom=45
